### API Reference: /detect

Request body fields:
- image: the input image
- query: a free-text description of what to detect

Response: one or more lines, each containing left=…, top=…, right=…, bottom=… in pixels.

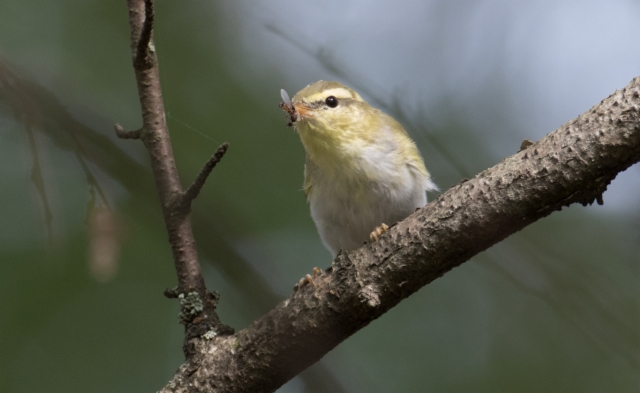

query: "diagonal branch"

left=159, top=78, right=640, bottom=392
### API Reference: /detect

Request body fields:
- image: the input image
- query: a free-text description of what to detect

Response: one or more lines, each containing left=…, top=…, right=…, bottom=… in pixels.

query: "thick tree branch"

left=159, top=78, right=640, bottom=392
left=117, top=0, right=231, bottom=344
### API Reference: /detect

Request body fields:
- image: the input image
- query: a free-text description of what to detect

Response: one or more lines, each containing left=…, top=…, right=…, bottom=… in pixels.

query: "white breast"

left=306, top=128, right=434, bottom=256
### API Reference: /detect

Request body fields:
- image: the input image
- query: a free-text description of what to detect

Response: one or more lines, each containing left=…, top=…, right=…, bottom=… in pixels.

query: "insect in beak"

left=279, top=89, right=297, bottom=127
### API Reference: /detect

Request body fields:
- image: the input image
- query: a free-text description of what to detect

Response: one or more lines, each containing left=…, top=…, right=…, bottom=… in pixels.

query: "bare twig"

left=114, top=123, right=142, bottom=139
left=118, top=0, right=231, bottom=346
left=25, top=120, right=54, bottom=242
left=184, top=143, right=229, bottom=203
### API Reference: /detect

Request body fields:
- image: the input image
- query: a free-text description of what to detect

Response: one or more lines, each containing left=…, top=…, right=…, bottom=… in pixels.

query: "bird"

left=280, top=80, right=437, bottom=282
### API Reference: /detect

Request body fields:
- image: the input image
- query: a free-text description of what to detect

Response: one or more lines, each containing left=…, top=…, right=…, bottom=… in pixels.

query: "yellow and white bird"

left=281, top=81, right=437, bottom=257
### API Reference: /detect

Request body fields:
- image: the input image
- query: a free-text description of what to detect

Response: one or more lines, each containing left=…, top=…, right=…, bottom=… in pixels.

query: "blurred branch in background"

left=485, top=236, right=640, bottom=368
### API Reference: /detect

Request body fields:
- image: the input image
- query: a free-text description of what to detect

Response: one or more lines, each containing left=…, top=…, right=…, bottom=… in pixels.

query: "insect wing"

left=280, top=89, right=291, bottom=107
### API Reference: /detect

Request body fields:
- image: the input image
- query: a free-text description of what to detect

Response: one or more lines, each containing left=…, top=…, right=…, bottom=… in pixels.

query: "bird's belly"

left=309, top=172, right=426, bottom=256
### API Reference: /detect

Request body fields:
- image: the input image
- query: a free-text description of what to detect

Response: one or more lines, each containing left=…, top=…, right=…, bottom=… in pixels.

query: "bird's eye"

left=325, top=96, right=338, bottom=108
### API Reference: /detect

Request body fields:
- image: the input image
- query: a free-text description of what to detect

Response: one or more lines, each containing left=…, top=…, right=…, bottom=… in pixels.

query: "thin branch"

left=184, top=143, right=229, bottom=204
left=0, top=62, right=55, bottom=243
left=159, top=77, right=640, bottom=393
left=118, top=0, right=231, bottom=345
left=25, top=120, right=54, bottom=242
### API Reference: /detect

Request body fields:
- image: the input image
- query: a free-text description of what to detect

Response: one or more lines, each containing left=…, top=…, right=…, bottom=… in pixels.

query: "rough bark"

left=157, top=78, right=640, bottom=392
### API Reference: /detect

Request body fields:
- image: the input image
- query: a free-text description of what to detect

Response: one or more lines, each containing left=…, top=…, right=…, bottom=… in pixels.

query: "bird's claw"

left=294, top=267, right=323, bottom=291
left=369, top=223, right=389, bottom=242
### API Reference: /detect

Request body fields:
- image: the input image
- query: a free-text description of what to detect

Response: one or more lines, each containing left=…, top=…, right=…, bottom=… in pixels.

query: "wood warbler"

left=280, top=81, right=437, bottom=258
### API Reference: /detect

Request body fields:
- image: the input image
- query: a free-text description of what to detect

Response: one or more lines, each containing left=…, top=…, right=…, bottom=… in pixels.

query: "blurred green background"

left=1, top=1, right=638, bottom=392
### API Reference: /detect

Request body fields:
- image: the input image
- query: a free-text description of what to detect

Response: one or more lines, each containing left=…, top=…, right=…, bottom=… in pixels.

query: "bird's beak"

left=279, top=100, right=314, bottom=127
left=293, top=102, right=314, bottom=120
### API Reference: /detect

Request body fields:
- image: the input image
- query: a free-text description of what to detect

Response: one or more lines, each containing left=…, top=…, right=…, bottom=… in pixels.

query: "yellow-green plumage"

left=289, top=81, right=436, bottom=256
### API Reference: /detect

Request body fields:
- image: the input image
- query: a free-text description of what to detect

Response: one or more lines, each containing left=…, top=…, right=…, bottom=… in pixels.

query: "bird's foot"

left=369, top=223, right=389, bottom=242
left=294, top=267, right=323, bottom=292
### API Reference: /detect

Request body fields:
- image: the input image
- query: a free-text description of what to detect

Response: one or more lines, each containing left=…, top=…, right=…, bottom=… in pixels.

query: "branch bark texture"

left=160, top=79, right=640, bottom=392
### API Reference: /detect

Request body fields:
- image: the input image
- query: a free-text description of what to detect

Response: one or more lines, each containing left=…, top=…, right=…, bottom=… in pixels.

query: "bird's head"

left=280, top=81, right=383, bottom=164
left=289, top=80, right=365, bottom=124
